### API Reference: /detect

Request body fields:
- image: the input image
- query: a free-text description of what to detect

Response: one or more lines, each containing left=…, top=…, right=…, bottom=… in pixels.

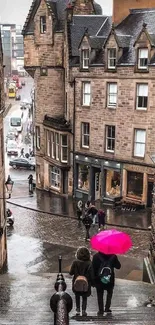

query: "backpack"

left=98, top=255, right=113, bottom=285
left=73, top=275, right=88, bottom=292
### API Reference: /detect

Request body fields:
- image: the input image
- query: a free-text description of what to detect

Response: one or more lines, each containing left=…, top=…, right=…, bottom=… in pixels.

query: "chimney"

left=113, top=0, right=155, bottom=25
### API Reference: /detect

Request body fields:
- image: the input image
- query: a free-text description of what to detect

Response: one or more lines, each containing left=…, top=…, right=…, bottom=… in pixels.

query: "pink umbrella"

left=91, top=229, right=132, bottom=254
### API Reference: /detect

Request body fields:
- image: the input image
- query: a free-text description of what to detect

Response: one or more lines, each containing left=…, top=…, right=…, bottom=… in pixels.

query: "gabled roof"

left=22, top=0, right=67, bottom=35
left=69, top=15, right=111, bottom=56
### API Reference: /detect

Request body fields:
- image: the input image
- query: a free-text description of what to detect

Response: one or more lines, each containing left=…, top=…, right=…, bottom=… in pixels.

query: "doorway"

left=147, top=182, right=153, bottom=207
left=95, top=171, right=101, bottom=201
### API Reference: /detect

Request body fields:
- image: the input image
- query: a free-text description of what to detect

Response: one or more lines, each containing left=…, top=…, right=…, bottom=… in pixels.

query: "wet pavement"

left=0, top=273, right=154, bottom=325
left=8, top=182, right=151, bottom=230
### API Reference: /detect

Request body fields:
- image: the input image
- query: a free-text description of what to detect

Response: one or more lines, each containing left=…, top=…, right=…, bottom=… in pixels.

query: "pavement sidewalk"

left=7, top=180, right=151, bottom=230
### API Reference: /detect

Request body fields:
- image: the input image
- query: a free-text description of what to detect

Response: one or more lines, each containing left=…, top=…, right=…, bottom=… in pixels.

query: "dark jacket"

left=87, top=205, right=98, bottom=216
left=92, top=252, right=121, bottom=288
left=98, top=210, right=105, bottom=227
left=82, top=215, right=93, bottom=228
left=69, top=259, right=92, bottom=296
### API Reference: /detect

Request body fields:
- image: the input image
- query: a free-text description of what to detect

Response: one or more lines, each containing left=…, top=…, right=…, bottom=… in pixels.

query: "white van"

left=7, top=140, right=18, bottom=156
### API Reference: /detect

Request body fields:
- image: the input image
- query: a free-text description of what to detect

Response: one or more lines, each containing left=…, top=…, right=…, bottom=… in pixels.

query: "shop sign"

left=125, top=164, right=155, bottom=175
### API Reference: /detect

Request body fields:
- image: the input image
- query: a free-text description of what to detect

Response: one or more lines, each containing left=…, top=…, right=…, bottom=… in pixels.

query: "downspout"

left=72, top=78, right=76, bottom=198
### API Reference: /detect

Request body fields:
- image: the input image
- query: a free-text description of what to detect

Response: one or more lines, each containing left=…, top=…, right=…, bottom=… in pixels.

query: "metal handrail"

left=50, top=256, right=73, bottom=325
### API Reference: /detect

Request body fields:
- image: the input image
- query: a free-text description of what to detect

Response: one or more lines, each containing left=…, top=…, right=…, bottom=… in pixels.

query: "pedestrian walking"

left=85, top=200, right=91, bottom=212
left=20, top=148, right=24, bottom=157
left=92, top=252, right=121, bottom=316
left=98, top=209, right=106, bottom=231
left=77, top=200, right=83, bottom=220
left=28, top=174, right=33, bottom=194
left=87, top=203, right=98, bottom=226
left=69, top=247, right=93, bottom=317
left=82, top=213, right=93, bottom=241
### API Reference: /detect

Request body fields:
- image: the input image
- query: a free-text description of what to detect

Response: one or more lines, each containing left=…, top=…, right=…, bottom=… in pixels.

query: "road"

left=4, top=77, right=35, bottom=182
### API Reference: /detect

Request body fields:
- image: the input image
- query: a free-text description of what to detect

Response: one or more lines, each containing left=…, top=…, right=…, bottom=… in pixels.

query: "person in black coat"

left=98, top=209, right=106, bottom=231
left=82, top=213, right=93, bottom=241
left=69, top=247, right=92, bottom=316
left=92, top=252, right=121, bottom=316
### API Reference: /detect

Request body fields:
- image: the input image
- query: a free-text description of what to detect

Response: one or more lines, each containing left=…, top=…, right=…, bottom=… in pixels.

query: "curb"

left=6, top=200, right=151, bottom=232
left=3, top=103, right=12, bottom=118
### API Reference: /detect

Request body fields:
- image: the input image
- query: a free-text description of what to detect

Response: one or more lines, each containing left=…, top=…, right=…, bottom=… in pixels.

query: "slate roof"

left=69, top=15, right=111, bottom=57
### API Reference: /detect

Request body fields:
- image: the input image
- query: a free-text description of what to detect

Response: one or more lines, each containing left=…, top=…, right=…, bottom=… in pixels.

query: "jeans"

left=96, top=286, right=113, bottom=312
left=92, top=214, right=97, bottom=225
left=75, top=294, right=87, bottom=311
left=85, top=226, right=90, bottom=240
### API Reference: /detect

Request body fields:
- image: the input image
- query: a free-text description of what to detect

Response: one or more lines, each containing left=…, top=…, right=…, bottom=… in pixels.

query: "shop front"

left=123, top=164, right=155, bottom=206
left=74, top=154, right=122, bottom=203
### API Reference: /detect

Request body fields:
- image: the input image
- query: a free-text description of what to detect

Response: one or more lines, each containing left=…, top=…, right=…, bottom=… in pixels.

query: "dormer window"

left=40, top=16, right=46, bottom=34
left=138, top=48, right=148, bottom=69
left=82, top=49, right=89, bottom=69
left=108, top=48, right=116, bottom=69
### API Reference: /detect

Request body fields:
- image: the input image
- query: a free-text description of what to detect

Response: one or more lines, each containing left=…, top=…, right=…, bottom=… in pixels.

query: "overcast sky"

left=0, top=0, right=112, bottom=26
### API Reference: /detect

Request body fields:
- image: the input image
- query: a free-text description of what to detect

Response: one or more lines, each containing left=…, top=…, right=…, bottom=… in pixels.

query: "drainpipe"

left=72, top=78, right=76, bottom=198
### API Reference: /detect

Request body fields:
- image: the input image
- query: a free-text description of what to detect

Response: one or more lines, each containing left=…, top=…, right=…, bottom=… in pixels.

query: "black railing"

left=50, top=256, right=73, bottom=325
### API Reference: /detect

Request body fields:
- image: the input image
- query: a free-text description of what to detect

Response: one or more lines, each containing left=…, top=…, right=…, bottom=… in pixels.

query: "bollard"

left=50, top=256, right=73, bottom=325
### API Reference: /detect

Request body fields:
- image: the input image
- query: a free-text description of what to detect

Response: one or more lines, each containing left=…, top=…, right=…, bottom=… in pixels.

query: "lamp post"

left=5, top=175, right=14, bottom=199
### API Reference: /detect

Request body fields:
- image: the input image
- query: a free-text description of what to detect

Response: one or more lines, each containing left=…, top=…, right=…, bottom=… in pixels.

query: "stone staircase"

left=0, top=273, right=154, bottom=324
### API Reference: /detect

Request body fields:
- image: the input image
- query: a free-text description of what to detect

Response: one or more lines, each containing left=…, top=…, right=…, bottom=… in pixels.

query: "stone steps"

left=0, top=274, right=154, bottom=324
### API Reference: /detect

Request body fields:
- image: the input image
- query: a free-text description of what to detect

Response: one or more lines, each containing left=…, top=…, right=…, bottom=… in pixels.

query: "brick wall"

left=73, top=0, right=95, bottom=15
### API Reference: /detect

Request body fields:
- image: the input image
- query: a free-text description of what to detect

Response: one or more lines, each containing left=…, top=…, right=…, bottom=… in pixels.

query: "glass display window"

left=127, top=171, right=143, bottom=199
left=78, top=164, right=90, bottom=192
left=105, top=169, right=121, bottom=198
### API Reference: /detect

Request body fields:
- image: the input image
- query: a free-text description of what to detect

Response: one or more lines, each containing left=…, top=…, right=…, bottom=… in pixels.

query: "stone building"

left=0, top=31, right=7, bottom=270
left=23, top=0, right=155, bottom=208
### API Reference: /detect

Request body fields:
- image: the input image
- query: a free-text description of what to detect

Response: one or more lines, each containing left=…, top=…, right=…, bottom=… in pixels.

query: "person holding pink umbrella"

left=91, top=229, right=132, bottom=316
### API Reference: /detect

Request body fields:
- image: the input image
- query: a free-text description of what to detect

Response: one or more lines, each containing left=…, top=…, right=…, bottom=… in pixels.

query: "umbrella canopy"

left=91, top=229, right=132, bottom=255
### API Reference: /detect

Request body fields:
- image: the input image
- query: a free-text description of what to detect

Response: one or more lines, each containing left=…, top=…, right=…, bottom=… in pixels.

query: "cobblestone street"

left=6, top=204, right=150, bottom=280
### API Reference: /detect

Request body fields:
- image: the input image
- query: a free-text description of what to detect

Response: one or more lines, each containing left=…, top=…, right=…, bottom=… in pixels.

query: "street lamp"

left=5, top=175, right=14, bottom=199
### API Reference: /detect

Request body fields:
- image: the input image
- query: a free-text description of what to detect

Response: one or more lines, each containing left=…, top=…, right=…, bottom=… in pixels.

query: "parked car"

left=9, top=157, right=35, bottom=170
left=7, top=141, right=18, bottom=156
left=15, top=94, right=21, bottom=101
left=21, top=80, right=25, bottom=86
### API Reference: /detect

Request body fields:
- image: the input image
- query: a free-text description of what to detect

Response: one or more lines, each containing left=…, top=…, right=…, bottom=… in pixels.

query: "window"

left=134, top=129, right=146, bottom=158
left=107, top=83, right=117, bottom=107
left=108, top=48, right=116, bottom=69
left=82, top=82, right=91, bottom=106
left=127, top=172, right=143, bottom=199
left=51, top=132, right=55, bottom=159
left=36, top=165, right=41, bottom=184
left=36, top=126, right=40, bottom=150
left=136, top=84, right=148, bottom=110
left=50, top=166, right=60, bottom=189
left=61, top=135, right=68, bottom=163
left=81, top=122, right=90, bottom=148
left=106, top=125, right=115, bottom=152
left=82, top=49, right=89, bottom=69
left=138, top=48, right=148, bottom=69
left=46, top=130, right=51, bottom=157
left=40, top=16, right=46, bottom=34
left=105, top=170, right=121, bottom=198
left=78, top=164, right=90, bottom=191
left=55, top=133, right=59, bottom=161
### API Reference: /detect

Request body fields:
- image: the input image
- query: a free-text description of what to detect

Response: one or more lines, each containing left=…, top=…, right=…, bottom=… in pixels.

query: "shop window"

left=136, top=84, right=148, bottom=110
left=82, top=82, right=91, bottom=106
left=55, top=133, right=59, bottom=161
left=127, top=171, right=143, bottom=199
left=50, top=166, right=60, bottom=189
left=138, top=48, right=148, bottom=69
left=78, top=164, right=90, bottom=192
left=105, top=125, right=115, bottom=152
left=36, top=126, right=40, bottom=150
left=108, top=48, right=116, bottom=69
left=81, top=49, right=89, bottom=69
left=40, top=16, right=46, bottom=34
left=61, top=134, right=68, bottom=163
left=81, top=122, right=90, bottom=148
left=134, top=129, right=146, bottom=158
left=107, top=83, right=117, bottom=108
left=36, top=165, right=41, bottom=184
left=105, top=169, right=120, bottom=198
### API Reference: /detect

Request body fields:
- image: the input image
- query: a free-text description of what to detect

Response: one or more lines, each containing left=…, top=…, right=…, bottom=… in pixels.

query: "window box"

left=105, top=125, right=115, bottom=152
left=81, top=122, right=90, bottom=148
